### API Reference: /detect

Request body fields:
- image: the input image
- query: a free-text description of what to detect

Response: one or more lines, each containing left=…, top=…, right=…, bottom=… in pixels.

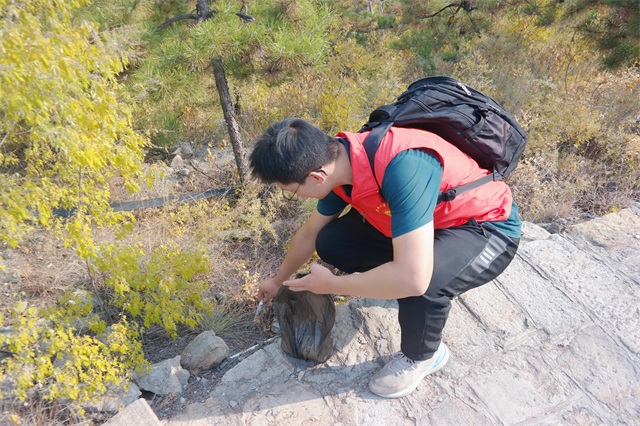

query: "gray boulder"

left=520, top=221, right=550, bottom=244
left=180, top=331, right=230, bottom=372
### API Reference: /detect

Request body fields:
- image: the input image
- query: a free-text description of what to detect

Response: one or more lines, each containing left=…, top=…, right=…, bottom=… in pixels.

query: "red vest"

left=333, top=127, right=512, bottom=237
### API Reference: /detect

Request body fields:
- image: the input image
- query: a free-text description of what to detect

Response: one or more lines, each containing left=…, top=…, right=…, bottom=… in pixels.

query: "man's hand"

left=256, top=209, right=340, bottom=302
left=283, top=263, right=336, bottom=294
left=257, top=277, right=282, bottom=303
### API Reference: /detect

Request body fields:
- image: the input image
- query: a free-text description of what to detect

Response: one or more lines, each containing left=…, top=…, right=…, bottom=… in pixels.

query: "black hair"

left=249, top=118, right=339, bottom=184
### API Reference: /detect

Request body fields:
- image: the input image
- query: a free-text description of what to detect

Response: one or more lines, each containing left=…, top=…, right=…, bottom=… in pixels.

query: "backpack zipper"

left=457, top=81, right=472, bottom=96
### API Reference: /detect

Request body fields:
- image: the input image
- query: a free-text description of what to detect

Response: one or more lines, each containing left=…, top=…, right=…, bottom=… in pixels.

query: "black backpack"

left=358, top=76, right=527, bottom=203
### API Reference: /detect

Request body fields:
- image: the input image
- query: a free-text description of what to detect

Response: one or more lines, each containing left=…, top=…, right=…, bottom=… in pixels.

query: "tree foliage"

left=123, top=0, right=334, bottom=148
left=0, top=0, right=147, bottom=256
left=0, top=0, right=154, bottom=415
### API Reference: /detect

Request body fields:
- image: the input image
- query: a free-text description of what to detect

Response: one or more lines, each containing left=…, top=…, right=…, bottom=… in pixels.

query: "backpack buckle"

left=438, top=189, right=457, bottom=203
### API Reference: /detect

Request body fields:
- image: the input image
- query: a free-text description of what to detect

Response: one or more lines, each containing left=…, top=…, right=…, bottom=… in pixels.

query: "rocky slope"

left=109, top=204, right=640, bottom=425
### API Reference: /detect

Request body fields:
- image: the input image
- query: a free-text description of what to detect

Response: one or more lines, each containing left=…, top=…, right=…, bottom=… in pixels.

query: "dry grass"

left=0, top=394, right=95, bottom=426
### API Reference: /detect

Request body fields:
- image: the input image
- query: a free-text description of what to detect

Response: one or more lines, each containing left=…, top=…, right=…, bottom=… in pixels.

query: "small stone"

left=170, top=154, right=184, bottom=169
left=177, top=168, right=191, bottom=177
left=177, top=142, right=194, bottom=159
left=229, top=400, right=238, bottom=408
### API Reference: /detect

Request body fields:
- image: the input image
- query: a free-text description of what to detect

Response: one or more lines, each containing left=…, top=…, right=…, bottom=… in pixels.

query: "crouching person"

left=249, top=118, right=521, bottom=398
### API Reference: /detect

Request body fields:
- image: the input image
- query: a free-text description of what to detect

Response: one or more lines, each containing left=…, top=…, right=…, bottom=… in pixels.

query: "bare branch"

left=236, top=2, right=258, bottom=24
left=157, top=13, right=201, bottom=30
left=0, top=122, right=16, bottom=149
left=156, top=0, right=217, bottom=30
left=424, top=4, right=460, bottom=18
left=236, top=12, right=258, bottom=24
left=196, top=0, right=211, bottom=15
left=423, top=1, right=476, bottom=19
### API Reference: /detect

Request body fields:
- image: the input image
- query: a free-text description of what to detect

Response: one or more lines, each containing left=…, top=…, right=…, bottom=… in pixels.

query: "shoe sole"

left=370, top=343, right=450, bottom=399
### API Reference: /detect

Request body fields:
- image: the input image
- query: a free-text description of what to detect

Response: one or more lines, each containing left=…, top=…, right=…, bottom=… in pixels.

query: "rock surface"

left=161, top=205, right=640, bottom=425
left=83, top=382, right=141, bottom=413
left=104, top=398, right=161, bottom=426
left=136, top=356, right=190, bottom=396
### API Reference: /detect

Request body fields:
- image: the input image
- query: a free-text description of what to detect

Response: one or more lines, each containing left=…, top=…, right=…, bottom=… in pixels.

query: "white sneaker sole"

left=370, top=343, right=450, bottom=399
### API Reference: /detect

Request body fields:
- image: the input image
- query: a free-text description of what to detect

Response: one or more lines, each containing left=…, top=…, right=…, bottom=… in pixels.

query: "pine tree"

left=153, top=0, right=334, bottom=185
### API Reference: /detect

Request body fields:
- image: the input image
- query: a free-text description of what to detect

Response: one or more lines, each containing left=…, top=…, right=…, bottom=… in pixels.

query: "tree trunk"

left=212, top=56, right=249, bottom=186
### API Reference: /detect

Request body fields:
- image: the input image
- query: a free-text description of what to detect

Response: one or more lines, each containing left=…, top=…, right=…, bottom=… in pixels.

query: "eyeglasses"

left=280, top=168, right=327, bottom=202
left=282, top=183, right=301, bottom=202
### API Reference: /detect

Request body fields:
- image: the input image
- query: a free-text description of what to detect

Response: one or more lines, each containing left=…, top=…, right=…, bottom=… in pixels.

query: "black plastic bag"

left=273, top=285, right=335, bottom=363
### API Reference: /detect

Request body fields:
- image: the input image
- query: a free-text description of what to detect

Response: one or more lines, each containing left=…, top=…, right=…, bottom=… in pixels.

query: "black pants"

left=315, top=208, right=519, bottom=361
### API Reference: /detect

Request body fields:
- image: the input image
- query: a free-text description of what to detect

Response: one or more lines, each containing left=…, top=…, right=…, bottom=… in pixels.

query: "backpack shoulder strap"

left=362, top=122, right=394, bottom=184
left=362, top=124, right=498, bottom=205
left=437, top=173, right=498, bottom=203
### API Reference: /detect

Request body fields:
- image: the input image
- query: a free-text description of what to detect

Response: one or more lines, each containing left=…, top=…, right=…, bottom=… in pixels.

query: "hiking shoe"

left=368, top=343, right=449, bottom=398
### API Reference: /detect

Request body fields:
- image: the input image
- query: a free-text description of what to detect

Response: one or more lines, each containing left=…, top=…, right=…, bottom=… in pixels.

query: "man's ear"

left=308, top=170, right=327, bottom=184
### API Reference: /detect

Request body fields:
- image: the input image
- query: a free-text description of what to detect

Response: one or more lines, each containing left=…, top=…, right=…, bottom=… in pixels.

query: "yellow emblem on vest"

left=375, top=203, right=391, bottom=216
